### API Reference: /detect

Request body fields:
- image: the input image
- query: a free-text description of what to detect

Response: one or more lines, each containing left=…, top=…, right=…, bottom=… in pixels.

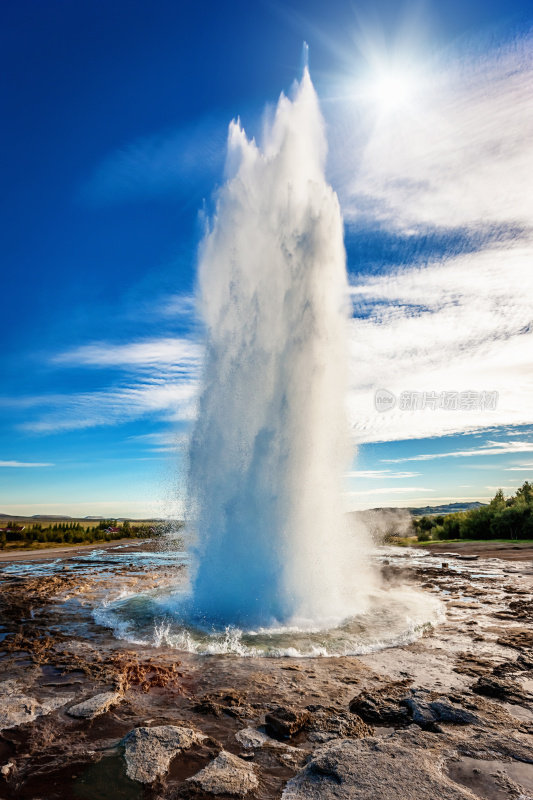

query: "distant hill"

left=0, top=513, right=161, bottom=523
left=358, top=502, right=486, bottom=517
left=407, top=502, right=487, bottom=516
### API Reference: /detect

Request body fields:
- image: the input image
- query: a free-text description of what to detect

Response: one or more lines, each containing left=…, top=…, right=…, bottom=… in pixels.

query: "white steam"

left=187, top=69, right=376, bottom=629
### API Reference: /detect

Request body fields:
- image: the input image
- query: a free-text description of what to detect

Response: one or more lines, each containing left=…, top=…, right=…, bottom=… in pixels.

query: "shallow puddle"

left=74, top=756, right=144, bottom=800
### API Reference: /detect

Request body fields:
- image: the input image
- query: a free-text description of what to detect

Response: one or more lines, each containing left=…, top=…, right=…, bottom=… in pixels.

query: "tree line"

left=0, top=519, right=170, bottom=549
left=413, top=481, right=533, bottom=541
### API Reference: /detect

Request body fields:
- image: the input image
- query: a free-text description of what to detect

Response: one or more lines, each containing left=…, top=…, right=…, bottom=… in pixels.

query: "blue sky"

left=1, top=0, right=532, bottom=517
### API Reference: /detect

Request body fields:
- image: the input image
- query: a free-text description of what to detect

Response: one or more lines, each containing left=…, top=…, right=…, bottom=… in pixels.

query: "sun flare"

left=364, top=67, right=418, bottom=112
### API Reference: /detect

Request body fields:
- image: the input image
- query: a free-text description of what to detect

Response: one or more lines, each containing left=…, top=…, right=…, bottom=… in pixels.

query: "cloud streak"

left=54, top=337, right=201, bottom=370
left=21, top=380, right=197, bottom=433
left=347, top=243, right=533, bottom=443
left=382, top=440, right=533, bottom=463
left=345, top=486, right=434, bottom=496
left=82, top=118, right=226, bottom=205
left=0, top=461, right=54, bottom=468
left=345, top=469, right=420, bottom=479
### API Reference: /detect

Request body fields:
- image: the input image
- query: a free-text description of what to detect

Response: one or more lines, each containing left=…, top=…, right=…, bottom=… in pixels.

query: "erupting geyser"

left=187, top=67, right=376, bottom=629
left=91, top=66, right=443, bottom=657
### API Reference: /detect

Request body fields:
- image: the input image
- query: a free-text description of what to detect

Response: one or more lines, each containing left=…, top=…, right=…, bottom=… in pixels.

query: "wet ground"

left=417, top=540, right=533, bottom=563
left=0, top=541, right=531, bottom=799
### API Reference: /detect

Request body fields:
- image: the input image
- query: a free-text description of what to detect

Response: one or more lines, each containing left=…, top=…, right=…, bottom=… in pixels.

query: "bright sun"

left=363, top=68, right=418, bottom=113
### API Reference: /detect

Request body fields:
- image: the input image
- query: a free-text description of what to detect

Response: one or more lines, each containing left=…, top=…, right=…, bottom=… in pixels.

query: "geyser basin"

left=95, top=584, right=444, bottom=658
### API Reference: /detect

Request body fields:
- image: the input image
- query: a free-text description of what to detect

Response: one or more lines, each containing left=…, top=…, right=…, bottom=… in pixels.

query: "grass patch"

left=390, top=536, right=419, bottom=547
left=414, top=538, right=533, bottom=546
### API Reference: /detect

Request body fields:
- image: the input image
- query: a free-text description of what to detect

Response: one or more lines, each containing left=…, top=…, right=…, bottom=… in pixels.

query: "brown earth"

left=0, top=542, right=531, bottom=799
left=416, top=540, right=533, bottom=562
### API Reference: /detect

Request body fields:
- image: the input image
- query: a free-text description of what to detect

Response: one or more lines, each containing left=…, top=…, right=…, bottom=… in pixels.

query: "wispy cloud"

left=0, top=461, right=54, bottom=468
left=128, top=431, right=189, bottom=452
left=383, top=440, right=533, bottom=463
left=485, top=485, right=521, bottom=491
left=21, top=380, right=197, bottom=433
left=345, top=486, right=434, bottom=495
left=345, top=469, right=420, bottom=479
left=82, top=118, right=226, bottom=205
left=347, top=244, right=533, bottom=443
left=4, top=334, right=202, bottom=434
left=53, top=337, right=201, bottom=369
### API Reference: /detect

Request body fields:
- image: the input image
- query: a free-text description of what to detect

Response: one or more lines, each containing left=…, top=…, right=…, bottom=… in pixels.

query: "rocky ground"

left=0, top=543, right=531, bottom=799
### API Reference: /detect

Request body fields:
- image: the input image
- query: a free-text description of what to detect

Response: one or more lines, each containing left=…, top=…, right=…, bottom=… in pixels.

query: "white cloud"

left=337, top=34, right=532, bottom=230
left=347, top=244, right=533, bottom=444
left=54, top=337, right=201, bottom=369
left=128, top=431, right=189, bottom=452
left=345, top=469, right=420, bottom=479
left=382, top=440, right=533, bottom=463
left=485, top=485, right=520, bottom=490
left=22, top=380, right=197, bottom=433
left=0, top=461, right=54, bottom=468
left=17, top=239, right=533, bottom=446
left=344, top=486, right=434, bottom=496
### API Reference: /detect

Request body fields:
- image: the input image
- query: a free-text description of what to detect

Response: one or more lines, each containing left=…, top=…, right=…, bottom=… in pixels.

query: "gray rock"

left=235, top=727, right=305, bottom=767
left=429, top=700, right=479, bottom=725
left=402, top=694, right=442, bottom=732
left=282, top=736, right=476, bottom=799
left=67, top=691, right=122, bottom=719
left=471, top=675, right=523, bottom=701
left=235, top=727, right=271, bottom=749
left=122, top=724, right=206, bottom=783
left=401, top=691, right=480, bottom=731
left=0, top=679, right=74, bottom=732
left=187, top=750, right=258, bottom=796
left=308, top=731, right=337, bottom=743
